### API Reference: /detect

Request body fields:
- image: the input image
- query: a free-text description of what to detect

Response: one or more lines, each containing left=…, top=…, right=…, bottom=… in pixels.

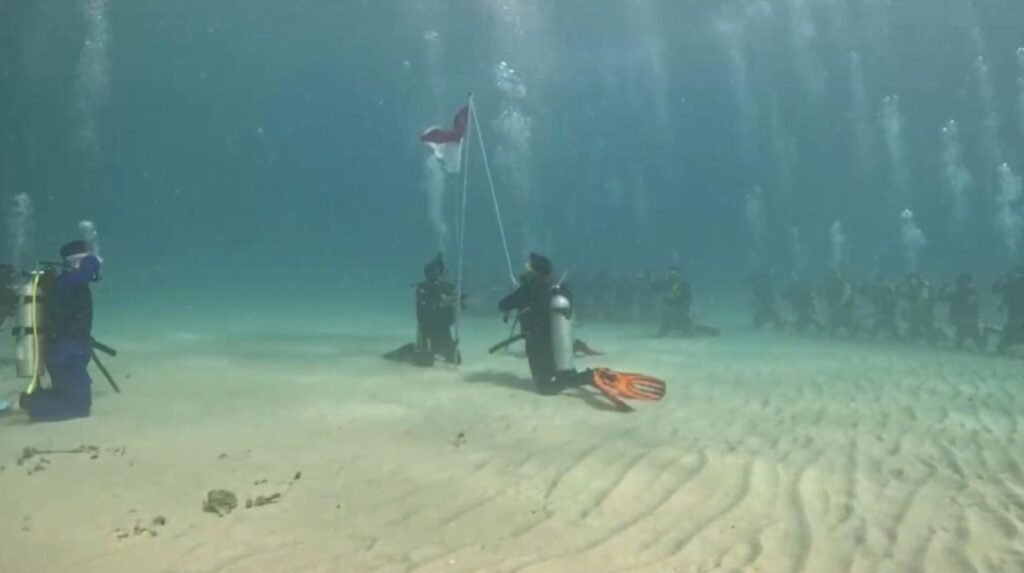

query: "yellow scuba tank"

left=13, top=269, right=46, bottom=384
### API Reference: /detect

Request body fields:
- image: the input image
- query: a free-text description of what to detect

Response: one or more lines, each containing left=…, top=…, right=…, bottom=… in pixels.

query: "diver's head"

left=668, top=265, right=681, bottom=279
left=60, top=240, right=90, bottom=269
left=424, top=253, right=445, bottom=280
left=526, top=253, right=552, bottom=277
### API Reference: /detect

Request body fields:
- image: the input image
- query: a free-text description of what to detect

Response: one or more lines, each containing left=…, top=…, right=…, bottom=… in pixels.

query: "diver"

left=499, top=253, right=581, bottom=394
left=656, top=267, right=720, bottom=338
left=939, top=272, right=988, bottom=350
left=820, top=269, right=860, bottom=337
left=992, top=266, right=1024, bottom=353
left=898, top=272, right=944, bottom=345
left=638, top=269, right=659, bottom=322
left=383, top=253, right=461, bottom=366
left=497, top=253, right=665, bottom=407
left=860, top=276, right=901, bottom=340
left=747, top=270, right=785, bottom=330
left=15, top=241, right=102, bottom=422
left=0, top=264, right=19, bottom=327
left=784, top=278, right=823, bottom=332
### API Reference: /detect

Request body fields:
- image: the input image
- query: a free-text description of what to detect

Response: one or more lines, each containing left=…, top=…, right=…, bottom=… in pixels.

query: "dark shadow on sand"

left=462, top=370, right=628, bottom=413
left=463, top=370, right=535, bottom=393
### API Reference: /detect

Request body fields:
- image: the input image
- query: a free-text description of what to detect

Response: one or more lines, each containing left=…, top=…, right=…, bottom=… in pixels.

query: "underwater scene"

left=2, top=0, right=1024, bottom=571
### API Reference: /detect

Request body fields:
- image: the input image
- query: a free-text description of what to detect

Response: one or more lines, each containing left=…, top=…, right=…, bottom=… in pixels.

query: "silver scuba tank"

left=550, top=289, right=575, bottom=373
left=13, top=271, right=45, bottom=379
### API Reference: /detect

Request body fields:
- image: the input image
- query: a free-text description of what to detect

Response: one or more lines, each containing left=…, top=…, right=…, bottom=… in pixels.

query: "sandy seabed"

left=1, top=307, right=1023, bottom=573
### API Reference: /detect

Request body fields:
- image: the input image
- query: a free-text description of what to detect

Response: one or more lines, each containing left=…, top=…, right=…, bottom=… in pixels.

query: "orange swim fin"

left=590, top=368, right=666, bottom=411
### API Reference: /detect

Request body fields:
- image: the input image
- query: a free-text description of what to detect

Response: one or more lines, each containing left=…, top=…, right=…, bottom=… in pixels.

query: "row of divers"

left=526, top=265, right=1024, bottom=354
left=478, top=264, right=1024, bottom=353
left=384, top=255, right=1024, bottom=395
left=749, top=267, right=1024, bottom=353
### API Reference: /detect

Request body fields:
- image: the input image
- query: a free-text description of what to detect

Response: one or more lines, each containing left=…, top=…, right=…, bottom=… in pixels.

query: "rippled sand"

left=1, top=312, right=1022, bottom=572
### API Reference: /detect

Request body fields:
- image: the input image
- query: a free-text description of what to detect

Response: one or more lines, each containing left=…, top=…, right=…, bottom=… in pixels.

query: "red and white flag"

left=420, top=105, right=469, bottom=174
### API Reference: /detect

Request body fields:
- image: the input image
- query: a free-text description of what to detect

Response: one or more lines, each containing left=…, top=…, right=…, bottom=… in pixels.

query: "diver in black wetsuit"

left=0, top=265, right=17, bottom=325
left=860, top=276, right=901, bottom=340
left=939, top=272, right=987, bottom=350
left=821, top=269, right=859, bottom=337
left=992, top=266, right=1024, bottom=353
left=747, top=270, right=785, bottom=330
left=656, top=267, right=720, bottom=338
left=498, top=253, right=592, bottom=395
left=383, top=253, right=461, bottom=366
left=899, top=272, right=944, bottom=345
left=784, top=278, right=823, bottom=332
left=18, top=241, right=102, bottom=422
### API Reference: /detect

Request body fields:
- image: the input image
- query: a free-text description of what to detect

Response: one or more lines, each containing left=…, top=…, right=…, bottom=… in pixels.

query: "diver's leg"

left=1008, top=323, right=1024, bottom=350
left=974, top=324, right=989, bottom=350
left=550, top=369, right=592, bottom=394
left=773, top=311, right=785, bottom=330
left=525, top=338, right=557, bottom=395
left=954, top=325, right=966, bottom=349
left=657, top=314, right=671, bottom=337
left=997, top=322, right=1014, bottom=352
left=432, top=326, right=459, bottom=364
left=24, top=341, right=91, bottom=423
left=694, top=322, right=721, bottom=337
left=797, top=316, right=810, bottom=332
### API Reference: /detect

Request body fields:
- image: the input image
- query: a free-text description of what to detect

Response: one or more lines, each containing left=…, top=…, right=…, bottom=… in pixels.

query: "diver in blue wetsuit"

left=18, top=240, right=102, bottom=422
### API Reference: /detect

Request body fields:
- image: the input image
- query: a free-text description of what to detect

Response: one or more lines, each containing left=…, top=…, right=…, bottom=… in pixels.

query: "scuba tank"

left=550, top=286, right=575, bottom=373
left=12, top=269, right=48, bottom=379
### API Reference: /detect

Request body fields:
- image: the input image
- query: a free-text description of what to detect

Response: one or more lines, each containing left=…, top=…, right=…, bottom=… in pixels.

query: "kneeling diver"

left=497, top=253, right=666, bottom=410
left=9, top=241, right=102, bottom=422
left=383, top=253, right=462, bottom=366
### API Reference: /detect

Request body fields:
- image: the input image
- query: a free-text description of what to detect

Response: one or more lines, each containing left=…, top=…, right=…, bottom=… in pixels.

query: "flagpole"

left=454, top=94, right=473, bottom=348
left=468, top=95, right=518, bottom=286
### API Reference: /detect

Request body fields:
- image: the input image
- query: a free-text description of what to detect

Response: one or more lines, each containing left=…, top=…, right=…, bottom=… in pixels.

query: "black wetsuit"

left=416, top=278, right=459, bottom=363
left=993, top=271, right=1024, bottom=352
left=498, top=275, right=590, bottom=395
left=658, top=278, right=719, bottom=337
left=0, top=265, right=17, bottom=324
left=862, top=282, right=901, bottom=340
left=900, top=278, right=943, bottom=344
left=383, top=277, right=460, bottom=366
left=822, top=274, right=859, bottom=336
left=750, top=277, right=784, bottom=330
left=22, top=256, right=100, bottom=422
left=940, top=282, right=986, bottom=349
left=785, top=284, right=823, bottom=332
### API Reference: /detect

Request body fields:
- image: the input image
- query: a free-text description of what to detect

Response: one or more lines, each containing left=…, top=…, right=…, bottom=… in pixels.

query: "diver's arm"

left=58, top=255, right=101, bottom=287
left=498, top=285, right=530, bottom=313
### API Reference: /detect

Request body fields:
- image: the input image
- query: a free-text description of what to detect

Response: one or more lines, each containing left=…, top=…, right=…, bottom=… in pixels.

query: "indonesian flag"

left=420, top=105, right=469, bottom=174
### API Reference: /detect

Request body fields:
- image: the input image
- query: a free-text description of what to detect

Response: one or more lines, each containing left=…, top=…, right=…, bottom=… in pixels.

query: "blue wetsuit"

left=22, top=255, right=100, bottom=422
